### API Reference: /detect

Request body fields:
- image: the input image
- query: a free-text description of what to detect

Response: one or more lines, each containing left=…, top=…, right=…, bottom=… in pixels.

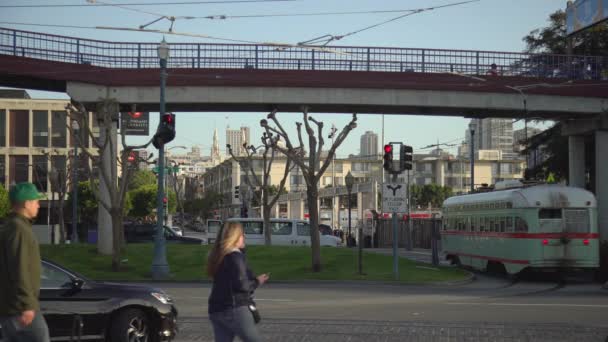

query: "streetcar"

left=441, top=180, right=599, bottom=275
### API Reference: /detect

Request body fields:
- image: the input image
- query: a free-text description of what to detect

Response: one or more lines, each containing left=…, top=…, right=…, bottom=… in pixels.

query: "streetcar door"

left=539, top=209, right=565, bottom=260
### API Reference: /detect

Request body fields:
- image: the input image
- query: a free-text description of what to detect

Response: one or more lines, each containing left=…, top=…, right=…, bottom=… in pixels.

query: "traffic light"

left=152, top=113, right=176, bottom=149
left=162, top=196, right=168, bottom=209
left=383, top=144, right=393, bottom=172
left=234, top=186, right=240, bottom=199
left=400, top=145, right=413, bottom=171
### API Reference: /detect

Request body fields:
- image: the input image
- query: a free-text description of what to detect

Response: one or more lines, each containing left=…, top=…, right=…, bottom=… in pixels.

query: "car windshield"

left=42, top=260, right=88, bottom=283
left=164, top=226, right=178, bottom=237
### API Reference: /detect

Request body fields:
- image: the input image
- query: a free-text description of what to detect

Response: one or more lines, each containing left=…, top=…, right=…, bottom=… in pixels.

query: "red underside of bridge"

left=1, top=55, right=607, bottom=98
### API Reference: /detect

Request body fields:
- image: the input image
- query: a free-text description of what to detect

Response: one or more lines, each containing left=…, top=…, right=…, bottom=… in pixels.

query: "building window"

left=52, top=111, right=67, bottom=148
left=9, top=155, right=29, bottom=186
left=9, top=110, right=29, bottom=147
left=32, top=155, right=48, bottom=192
left=33, top=110, right=49, bottom=147
left=0, top=110, right=5, bottom=147
left=51, top=156, right=67, bottom=192
left=0, top=157, right=5, bottom=187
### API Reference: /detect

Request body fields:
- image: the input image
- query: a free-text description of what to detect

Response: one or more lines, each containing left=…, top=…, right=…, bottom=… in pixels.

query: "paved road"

left=153, top=274, right=608, bottom=342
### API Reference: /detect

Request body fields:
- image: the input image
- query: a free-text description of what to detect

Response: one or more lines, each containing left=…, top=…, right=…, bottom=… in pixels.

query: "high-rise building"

left=513, top=127, right=542, bottom=153
left=359, top=131, right=378, bottom=157
left=226, top=126, right=251, bottom=156
left=467, top=118, right=516, bottom=159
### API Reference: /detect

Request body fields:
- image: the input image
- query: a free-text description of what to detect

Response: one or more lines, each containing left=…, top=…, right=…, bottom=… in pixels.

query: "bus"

left=441, top=181, right=599, bottom=275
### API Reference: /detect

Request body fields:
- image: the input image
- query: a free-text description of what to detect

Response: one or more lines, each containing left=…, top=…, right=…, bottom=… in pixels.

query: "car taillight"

left=583, top=239, right=589, bottom=246
left=542, top=239, right=549, bottom=245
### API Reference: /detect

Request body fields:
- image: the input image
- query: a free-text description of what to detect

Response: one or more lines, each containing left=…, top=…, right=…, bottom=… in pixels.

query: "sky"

left=0, top=0, right=564, bottom=157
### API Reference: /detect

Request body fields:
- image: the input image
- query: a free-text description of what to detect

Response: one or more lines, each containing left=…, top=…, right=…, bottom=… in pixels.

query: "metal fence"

left=375, top=218, right=441, bottom=249
left=1, top=27, right=607, bottom=80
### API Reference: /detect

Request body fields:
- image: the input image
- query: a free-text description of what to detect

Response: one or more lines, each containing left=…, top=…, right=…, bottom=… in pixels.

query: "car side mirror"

left=72, top=278, right=84, bottom=289
left=63, top=278, right=84, bottom=296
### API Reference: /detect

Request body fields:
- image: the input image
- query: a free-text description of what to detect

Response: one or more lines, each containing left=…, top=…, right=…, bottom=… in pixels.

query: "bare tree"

left=227, top=118, right=293, bottom=245
left=66, top=99, right=154, bottom=271
left=261, top=109, right=357, bottom=272
left=168, top=162, right=186, bottom=229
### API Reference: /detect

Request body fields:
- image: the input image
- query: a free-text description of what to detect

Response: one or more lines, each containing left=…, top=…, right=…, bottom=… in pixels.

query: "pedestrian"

left=0, top=182, right=49, bottom=342
left=207, top=222, right=270, bottom=342
left=486, top=63, right=499, bottom=76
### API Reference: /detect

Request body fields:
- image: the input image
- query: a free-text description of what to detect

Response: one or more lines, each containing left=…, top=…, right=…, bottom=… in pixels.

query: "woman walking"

left=207, top=222, right=270, bottom=342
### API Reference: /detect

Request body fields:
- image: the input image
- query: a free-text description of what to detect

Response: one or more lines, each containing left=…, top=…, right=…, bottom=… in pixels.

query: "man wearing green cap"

left=0, top=182, right=49, bottom=342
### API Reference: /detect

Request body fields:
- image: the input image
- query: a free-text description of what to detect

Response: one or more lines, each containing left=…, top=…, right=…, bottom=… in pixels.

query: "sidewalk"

left=367, top=247, right=451, bottom=266
left=176, top=317, right=608, bottom=342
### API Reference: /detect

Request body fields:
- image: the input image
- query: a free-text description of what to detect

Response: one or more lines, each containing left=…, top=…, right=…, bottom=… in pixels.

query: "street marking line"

left=447, top=302, right=608, bottom=308
left=415, top=266, right=439, bottom=271
left=172, top=297, right=295, bottom=302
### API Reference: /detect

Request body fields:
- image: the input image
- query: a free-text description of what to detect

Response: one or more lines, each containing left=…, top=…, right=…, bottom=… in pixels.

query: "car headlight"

left=151, top=292, right=172, bottom=305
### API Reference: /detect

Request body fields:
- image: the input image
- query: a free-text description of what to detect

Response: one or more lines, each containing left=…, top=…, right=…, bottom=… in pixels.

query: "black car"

left=0, top=260, right=178, bottom=341
left=124, top=224, right=204, bottom=244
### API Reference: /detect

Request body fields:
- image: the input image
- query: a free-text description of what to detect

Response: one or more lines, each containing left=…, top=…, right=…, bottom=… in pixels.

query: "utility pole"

left=71, top=120, right=79, bottom=244
left=470, top=128, right=475, bottom=193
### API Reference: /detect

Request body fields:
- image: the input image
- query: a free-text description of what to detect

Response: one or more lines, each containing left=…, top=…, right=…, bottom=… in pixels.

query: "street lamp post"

left=71, top=120, right=79, bottom=244
left=345, top=171, right=354, bottom=248
left=152, top=38, right=170, bottom=280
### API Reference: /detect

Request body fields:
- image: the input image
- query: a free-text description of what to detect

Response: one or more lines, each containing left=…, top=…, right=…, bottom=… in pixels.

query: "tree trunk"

left=263, top=191, right=272, bottom=246
left=111, top=208, right=123, bottom=271
left=58, top=197, right=66, bottom=243
left=306, top=184, right=321, bottom=272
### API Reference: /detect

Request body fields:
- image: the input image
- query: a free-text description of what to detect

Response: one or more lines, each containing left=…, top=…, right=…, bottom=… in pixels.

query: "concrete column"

left=97, top=110, right=117, bottom=255
left=332, top=196, right=340, bottom=230
left=596, top=131, right=608, bottom=243
left=357, top=192, right=364, bottom=226
left=568, top=135, right=586, bottom=188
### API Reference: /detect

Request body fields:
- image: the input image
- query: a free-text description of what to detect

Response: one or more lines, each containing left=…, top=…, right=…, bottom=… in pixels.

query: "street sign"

left=121, top=112, right=149, bottom=136
left=382, top=183, right=407, bottom=213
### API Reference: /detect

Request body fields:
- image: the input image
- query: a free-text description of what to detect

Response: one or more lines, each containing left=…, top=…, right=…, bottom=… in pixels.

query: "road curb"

left=118, top=272, right=476, bottom=287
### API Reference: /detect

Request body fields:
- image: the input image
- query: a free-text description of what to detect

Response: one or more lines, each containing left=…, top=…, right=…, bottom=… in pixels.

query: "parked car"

left=170, top=225, right=184, bottom=236
left=124, top=224, right=204, bottom=244
left=0, top=259, right=178, bottom=341
left=318, top=224, right=334, bottom=236
left=207, top=218, right=342, bottom=247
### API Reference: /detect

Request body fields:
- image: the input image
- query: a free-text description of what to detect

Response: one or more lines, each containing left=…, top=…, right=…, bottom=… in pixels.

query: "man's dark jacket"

left=0, top=213, right=42, bottom=315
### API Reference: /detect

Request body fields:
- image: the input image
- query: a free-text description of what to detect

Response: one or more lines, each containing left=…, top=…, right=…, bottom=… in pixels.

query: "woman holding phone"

left=207, top=222, right=270, bottom=342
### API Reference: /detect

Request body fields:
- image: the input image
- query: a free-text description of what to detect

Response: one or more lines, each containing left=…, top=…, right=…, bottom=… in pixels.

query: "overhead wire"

left=297, top=0, right=480, bottom=46
left=0, top=0, right=298, bottom=8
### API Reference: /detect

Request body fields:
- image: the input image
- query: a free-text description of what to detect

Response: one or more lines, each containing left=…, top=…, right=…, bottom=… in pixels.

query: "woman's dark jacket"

left=208, top=251, right=259, bottom=314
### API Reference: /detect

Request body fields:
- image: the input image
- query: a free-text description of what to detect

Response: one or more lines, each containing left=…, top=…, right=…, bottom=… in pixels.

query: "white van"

left=206, top=218, right=342, bottom=247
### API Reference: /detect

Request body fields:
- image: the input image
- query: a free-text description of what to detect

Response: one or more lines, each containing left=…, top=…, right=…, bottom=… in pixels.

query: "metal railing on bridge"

left=1, top=27, right=607, bottom=80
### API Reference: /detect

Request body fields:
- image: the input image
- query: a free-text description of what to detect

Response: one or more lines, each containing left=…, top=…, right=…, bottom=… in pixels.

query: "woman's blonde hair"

left=206, top=222, right=244, bottom=277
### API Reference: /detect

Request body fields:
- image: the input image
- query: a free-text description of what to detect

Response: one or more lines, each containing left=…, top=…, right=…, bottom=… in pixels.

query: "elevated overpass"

left=1, top=27, right=606, bottom=117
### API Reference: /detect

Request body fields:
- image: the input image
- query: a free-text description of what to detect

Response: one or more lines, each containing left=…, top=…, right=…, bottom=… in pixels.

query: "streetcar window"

left=539, top=209, right=562, bottom=219
left=515, top=218, right=529, bottom=232
left=500, top=218, right=506, bottom=232
left=506, top=217, right=513, bottom=232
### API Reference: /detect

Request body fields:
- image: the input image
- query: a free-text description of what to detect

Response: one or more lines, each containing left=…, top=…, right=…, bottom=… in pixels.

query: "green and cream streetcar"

left=441, top=180, right=599, bottom=275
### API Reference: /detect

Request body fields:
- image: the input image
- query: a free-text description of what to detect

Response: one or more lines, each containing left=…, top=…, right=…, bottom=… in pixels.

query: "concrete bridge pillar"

left=332, top=196, right=340, bottom=230
left=596, top=130, right=608, bottom=244
left=95, top=101, right=118, bottom=256
left=568, top=135, right=586, bottom=188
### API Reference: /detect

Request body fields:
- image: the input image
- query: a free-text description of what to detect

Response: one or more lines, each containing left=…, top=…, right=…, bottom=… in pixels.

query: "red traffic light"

left=162, top=113, right=173, bottom=124
left=384, top=144, right=392, bottom=153
left=163, top=197, right=168, bottom=204
left=127, top=152, right=136, bottom=162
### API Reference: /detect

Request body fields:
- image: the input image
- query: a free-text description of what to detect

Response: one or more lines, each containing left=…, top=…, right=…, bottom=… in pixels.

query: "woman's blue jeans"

left=209, top=306, right=262, bottom=342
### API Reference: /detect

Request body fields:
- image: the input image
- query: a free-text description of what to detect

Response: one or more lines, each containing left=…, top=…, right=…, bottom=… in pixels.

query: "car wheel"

left=110, top=308, right=153, bottom=342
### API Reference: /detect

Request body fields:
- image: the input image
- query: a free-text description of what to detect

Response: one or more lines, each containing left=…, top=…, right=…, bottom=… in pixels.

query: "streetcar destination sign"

left=382, top=183, right=407, bottom=213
